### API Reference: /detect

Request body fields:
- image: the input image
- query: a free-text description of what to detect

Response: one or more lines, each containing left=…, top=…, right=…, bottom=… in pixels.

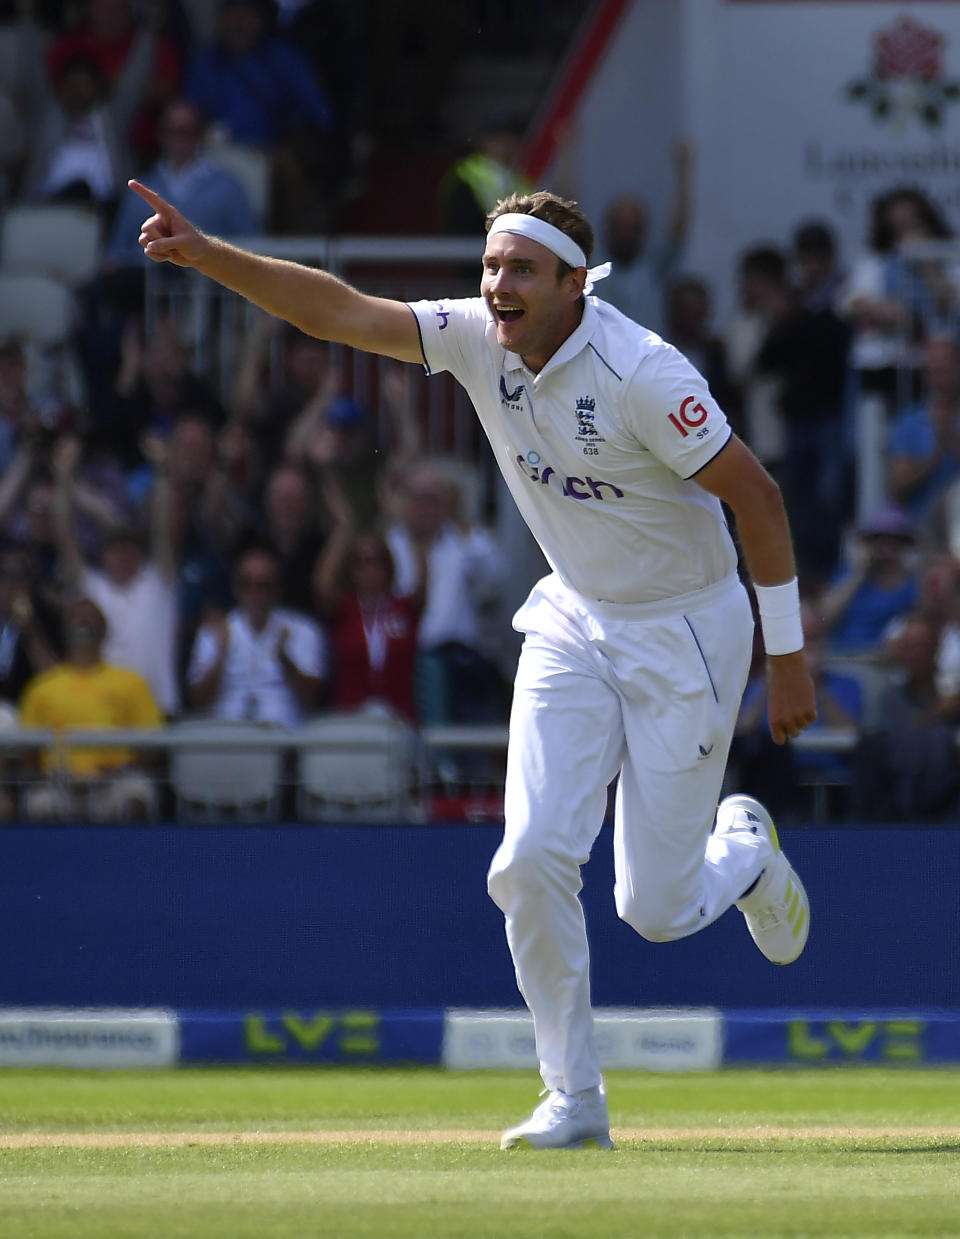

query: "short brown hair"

left=486, top=192, right=595, bottom=275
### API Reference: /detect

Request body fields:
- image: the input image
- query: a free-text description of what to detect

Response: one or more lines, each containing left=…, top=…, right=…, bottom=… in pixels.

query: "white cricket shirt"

left=187, top=608, right=326, bottom=727
left=83, top=564, right=179, bottom=716
left=408, top=295, right=737, bottom=604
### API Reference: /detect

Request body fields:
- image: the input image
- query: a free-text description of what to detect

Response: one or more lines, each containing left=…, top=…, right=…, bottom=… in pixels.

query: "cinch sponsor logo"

left=433, top=303, right=450, bottom=329
left=516, top=452, right=624, bottom=501
left=244, top=1010, right=381, bottom=1057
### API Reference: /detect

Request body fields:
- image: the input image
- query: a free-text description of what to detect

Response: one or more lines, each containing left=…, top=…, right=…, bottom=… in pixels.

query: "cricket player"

left=131, top=181, right=817, bottom=1151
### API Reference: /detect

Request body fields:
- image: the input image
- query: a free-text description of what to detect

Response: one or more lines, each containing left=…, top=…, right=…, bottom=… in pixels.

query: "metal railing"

left=0, top=720, right=510, bottom=825
left=144, top=235, right=486, bottom=459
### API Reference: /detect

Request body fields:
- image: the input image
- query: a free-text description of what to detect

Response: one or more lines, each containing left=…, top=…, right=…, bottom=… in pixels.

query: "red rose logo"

left=874, top=16, right=943, bottom=82
left=847, top=16, right=960, bottom=129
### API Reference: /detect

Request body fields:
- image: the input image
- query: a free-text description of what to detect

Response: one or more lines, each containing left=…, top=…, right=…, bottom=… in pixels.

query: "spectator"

left=83, top=95, right=257, bottom=419
left=438, top=112, right=533, bottom=237
left=285, top=390, right=381, bottom=534
left=186, top=544, right=325, bottom=726
left=756, top=221, right=852, bottom=582
left=231, top=318, right=337, bottom=474
left=0, top=542, right=59, bottom=819
left=842, top=185, right=960, bottom=408
left=18, top=595, right=163, bottom=820
left=724, top=245, right=789, bottom=472
left=44, top=0, right=183, bottom=161
left=908, top=552, right=960, bottom=701
left=0, top=544, right=59, bottom=707
left=819, top=505, right=919, bottom=657
left=52, top=431, right=180, bottom=716
left=386, top=458, right=507, bottom=728
left=3, top=435, right=127, bottom=609
left=186, top=0, right=335, bottom=232
left=887, top=335, right=960, bottom=532
left=313, top=482, right=423, bottom=721
left=3, top=469, right=63, bottom=614
left=20, top=0, right=171, bottom=209
left=663, top=275, right=738, bottom=414
left=731, top=601, right=862, bottom=821
left=249, top=462, right=325, bottom=615
left=594, top=142, right=693, bottom=337
left=281, top=0, right=367, bottom=190
left=0, top=335, right=40, bottom=475
left=0, top=5, right=43, bottom=207
left=101, top=316, right=224, bottom=487
left=852, top=609, right=960, bottom=821
left=103, top=96, right=259, bottom=269
left=161, top=413, right=236, bottom=677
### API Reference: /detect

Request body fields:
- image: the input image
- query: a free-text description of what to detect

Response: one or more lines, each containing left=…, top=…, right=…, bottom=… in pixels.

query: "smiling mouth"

left=495, top=306, right=525, bottom=323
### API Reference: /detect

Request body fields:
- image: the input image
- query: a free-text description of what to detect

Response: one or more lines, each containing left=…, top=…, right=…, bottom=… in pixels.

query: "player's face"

left=481, top=233, right=584, bottom=372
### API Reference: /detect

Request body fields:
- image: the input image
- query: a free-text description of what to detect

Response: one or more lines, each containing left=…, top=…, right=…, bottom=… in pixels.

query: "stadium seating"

left=0, top=203, right=103, bottom=284
left=0, top=272, right=75, bottom=346
left=295, top=710, right=419, bottom=822
left=204, top=141, right=271, bottom=231
left=166, top=718, right=286, bottom=821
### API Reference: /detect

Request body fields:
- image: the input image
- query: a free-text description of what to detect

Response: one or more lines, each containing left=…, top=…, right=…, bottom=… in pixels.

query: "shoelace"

left=534, top=1089, right=581, bottom=1120
left=753, top=905, right=785, bottom=930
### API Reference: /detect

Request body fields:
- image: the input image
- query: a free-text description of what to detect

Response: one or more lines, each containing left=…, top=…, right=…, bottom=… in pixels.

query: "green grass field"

left=2, top=1067, right=960, bottom=1238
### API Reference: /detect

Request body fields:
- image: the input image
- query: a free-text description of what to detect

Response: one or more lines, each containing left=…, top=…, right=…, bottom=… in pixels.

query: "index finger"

left=128, top=178, right=173, bottom=214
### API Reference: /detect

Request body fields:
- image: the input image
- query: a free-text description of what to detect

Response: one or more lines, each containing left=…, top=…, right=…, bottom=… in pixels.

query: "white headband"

left=487, top=213, right=612, bottom=295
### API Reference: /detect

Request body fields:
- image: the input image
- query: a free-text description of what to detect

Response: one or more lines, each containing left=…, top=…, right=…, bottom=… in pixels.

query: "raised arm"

left=50, top=436, right=87, bottom=592
left=130, top=181, right=425, bottom=364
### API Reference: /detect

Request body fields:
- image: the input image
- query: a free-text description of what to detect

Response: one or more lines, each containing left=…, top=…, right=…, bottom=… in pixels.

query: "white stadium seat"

left=204, top=141, right=270, bottom=230
left=0, top=204, right=103, bottom=284
left=296, top=710, right=418, bottom=822
left=0, top=272, right=75, bottom=345
left=167, top=718, right=285, bottom=821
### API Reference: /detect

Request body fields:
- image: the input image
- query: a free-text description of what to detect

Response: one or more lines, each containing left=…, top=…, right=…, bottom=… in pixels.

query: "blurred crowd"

left=3, top=1, right=960, bottom=822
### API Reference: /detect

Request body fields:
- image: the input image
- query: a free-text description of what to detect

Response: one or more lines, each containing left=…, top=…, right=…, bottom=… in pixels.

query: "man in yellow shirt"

left=19, top=597, right=163, bottom=820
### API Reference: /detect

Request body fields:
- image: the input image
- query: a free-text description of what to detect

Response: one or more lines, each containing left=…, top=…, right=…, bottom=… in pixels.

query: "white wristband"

left=754, top=577, right=804, bottom=656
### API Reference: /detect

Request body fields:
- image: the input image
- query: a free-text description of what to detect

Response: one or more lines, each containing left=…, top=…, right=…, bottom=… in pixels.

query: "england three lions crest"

left=575, top=395, right=605, bottom=449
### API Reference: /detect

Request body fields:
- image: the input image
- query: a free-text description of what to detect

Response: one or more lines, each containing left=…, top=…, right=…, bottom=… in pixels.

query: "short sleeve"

left=287, top=616, right=327, bottom=678
left=407, top=297, right=491, bottom=383
left=624, top=344, right=732, bottom=479
left=18, top=679, right=41, bottom=725
left=187, top=625, right=218, bottom=684
left=126, top=673, right=163, bottom=727
left=888, top=408, right=931, bottom=459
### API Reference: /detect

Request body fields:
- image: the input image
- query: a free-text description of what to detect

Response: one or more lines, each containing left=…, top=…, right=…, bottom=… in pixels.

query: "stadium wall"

left=2, top=823, right=958, bottom=1013
left=565, top=0, right=960, bottom=323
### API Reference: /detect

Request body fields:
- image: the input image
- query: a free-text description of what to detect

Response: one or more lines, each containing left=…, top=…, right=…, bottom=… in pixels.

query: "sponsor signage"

left=443, top=1007, right=723, bottom=1071
left=724, top=1011, right=960, bottom=1063
left=177, top=1008, right=444, bottom=1064
left=0, top=1008, right=178, bottom=1068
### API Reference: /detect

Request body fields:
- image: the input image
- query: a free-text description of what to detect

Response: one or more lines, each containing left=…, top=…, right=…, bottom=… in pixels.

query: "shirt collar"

left=500, top=298, right=599, bottom=383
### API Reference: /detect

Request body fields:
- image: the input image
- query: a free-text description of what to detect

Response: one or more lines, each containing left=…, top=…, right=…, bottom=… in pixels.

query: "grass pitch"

left=2, top=1067, right=960, bottom=1238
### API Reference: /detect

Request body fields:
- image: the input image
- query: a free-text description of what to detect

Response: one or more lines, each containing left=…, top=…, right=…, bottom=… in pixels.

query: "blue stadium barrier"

left=178, top=1008, right=444, bottom=1064
left=723, top=1010, right=960, bottom=1065
left=2, top=823, right=959, bottom=1012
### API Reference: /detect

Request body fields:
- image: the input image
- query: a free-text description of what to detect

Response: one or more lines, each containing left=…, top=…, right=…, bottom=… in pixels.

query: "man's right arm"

left=130, top=181, right=425, bottom=365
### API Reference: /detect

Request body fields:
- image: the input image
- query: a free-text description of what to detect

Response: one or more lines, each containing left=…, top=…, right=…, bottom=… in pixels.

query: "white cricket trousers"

left=487, top=571, right=764, bottom=1095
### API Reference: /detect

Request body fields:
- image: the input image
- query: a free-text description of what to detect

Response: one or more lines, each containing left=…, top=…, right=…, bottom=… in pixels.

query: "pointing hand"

left=129, top=180, right=208, bottom=268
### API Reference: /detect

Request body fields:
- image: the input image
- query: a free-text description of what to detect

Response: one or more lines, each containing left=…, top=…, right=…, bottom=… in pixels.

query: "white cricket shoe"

left=500, top=1086, right=614, bottom=1151
left=716, top=794, right=810, bottom=965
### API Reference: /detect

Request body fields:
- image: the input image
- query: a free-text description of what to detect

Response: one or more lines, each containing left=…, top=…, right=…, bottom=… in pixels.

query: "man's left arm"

left=276, top=620, right=325, bottom=711
left=693, top=434, right=817, bottom=744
